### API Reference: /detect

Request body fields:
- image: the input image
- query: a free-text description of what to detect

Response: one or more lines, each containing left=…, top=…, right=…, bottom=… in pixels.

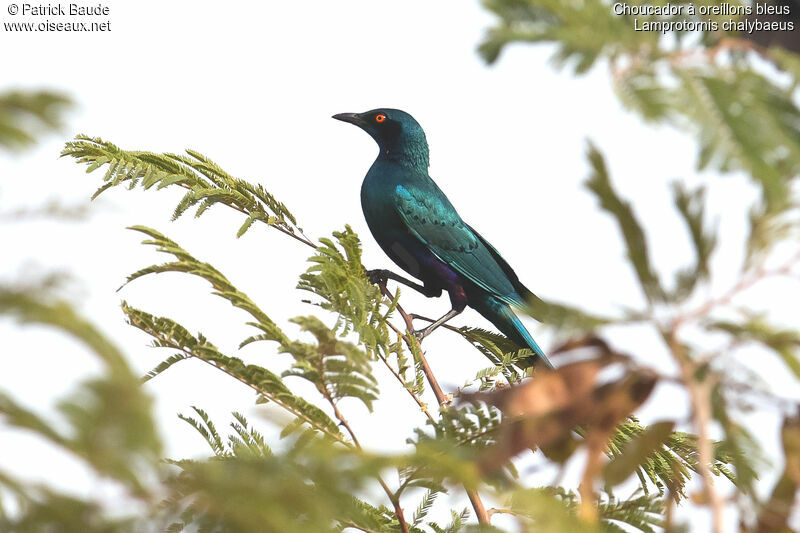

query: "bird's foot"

left=366, top=269, right=390, bottom=285
left=410, top=328, right=430, bottom=342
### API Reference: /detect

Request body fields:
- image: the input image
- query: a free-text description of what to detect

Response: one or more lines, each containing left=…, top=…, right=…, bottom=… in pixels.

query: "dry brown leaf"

left=465, top=337, right=658, bottom=483
left=756, top=409, right=800, bottom=533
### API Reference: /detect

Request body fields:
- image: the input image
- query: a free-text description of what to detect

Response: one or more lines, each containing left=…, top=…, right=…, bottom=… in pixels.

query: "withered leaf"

left=464, top=340, right=658, bottom=475
left=756, top=410, right=800, bottom=533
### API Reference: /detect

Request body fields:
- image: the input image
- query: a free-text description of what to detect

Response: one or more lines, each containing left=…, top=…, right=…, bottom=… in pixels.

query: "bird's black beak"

left=332, top=112, right=366, bottom=127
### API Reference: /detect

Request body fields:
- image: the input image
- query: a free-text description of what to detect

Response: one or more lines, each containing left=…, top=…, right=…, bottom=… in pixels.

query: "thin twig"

left=324, top=385, right=411, bottom=533
left=149, top=340, right=352, bottom=447
left=679, top=249, right=800, bottom=324
left=578, top=431, right=606, bottom=523
left=376, top=281, right=490, bottom=525
left=610, top=36, right=760, bottom=86
left=667, top=330, right=724, bottom=533
left=383, top=320, right=436, bottom=422
left=466, top=489, right=490, bottom=525
left=327, top=394, right=363, bottom=449
left=664, top=465, right=682, bottom=533
left=167, top=178, right=319, bottom=249
left=380, top=479, right=411, bottom=533
left=377, top=283, right=447, bottom=406
left=660, top=252, right=800, bottom=532
left=486, top=508, right=516, bottom=519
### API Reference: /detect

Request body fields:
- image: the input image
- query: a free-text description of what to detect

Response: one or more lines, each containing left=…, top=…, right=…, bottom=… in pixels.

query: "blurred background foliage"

left=2, top=1, right=800, bottom=531
left=0, top=91, right=70, bottom=151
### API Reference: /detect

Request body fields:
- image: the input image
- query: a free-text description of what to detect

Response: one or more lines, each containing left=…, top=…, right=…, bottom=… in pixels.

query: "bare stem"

left=487, top=508, right=516, bottom=519
left=324, top=386, right=410, bottom=533
left=667, top=331, right=724, bottom=533
left=377, top=330, right=436, bottom=422
left=662, top=250, right=800, bottom=533
left=578, top=431, right=605, bottom=523
left=328, top=395, right=363, bottom=449
left=466, top=488, right=490, bottom=525
left=663, top=461, right=683, bottom=533
left=377, top=283, right=447, bottom=406
left=664, top=491, right=676, bottom=533
left=376, top=282, right=490, bottom=525
left=691, top=379, right=724, bottom=533
left=380, top=478, right=411, bottom=533
left=681, top=250, right=800, bottom=324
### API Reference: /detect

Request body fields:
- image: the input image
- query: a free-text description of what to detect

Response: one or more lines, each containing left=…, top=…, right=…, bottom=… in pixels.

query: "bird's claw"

left=410, top=329, right=429, bottom=342
left=366, top=269, right=389, bottom=285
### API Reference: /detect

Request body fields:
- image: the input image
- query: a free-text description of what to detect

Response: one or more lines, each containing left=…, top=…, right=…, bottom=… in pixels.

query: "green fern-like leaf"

left=121, top=302, right=346, bottom=445
left=0, top=90, right=71, bottom=150
left=61, top=135, right=308, bottom=243
left=281, top=316, right=379, bottom=411
left=124, top=225, right=289, bottom=347
left=585, top=143, right=665, bottom=304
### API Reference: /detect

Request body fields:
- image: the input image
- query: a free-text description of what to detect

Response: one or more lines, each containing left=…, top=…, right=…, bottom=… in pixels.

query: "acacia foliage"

left=479, top=1, right=800, bottom=530
left=2, top=6, right=800, bottom=529
left=1, top=121, right=782, bottom=530
left=0, top=90, right=71, bottom=150
left=480, top=0, right=800, bottom=215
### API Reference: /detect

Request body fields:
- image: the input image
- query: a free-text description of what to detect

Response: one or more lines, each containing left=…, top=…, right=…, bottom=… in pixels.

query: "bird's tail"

left=471, top=294, right=553, bottom=369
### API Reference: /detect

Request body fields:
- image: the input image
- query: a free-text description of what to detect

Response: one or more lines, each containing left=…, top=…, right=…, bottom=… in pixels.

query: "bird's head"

left=333, top=108, right=429, bottom=167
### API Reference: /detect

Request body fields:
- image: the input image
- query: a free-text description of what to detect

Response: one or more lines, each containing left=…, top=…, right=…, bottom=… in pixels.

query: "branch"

left=67, top=137, right=489, bottom=527
left=466, top=490, right=490, bottom=525
left=376, top=281, right=490, bottom=525
left=680, top=250, right=800, bottom=324
left=180, top=344, right=351, bottom=447
left=660, top=242, right=800, bottom=533
left=377, top=282, right=447, bottom=406
left=486, top=507, right=516, bottom=519
left=379, top=324, right=436, bottom=423
left=667, top=331, right=724, bottom=533
left=323, top=387, right=410, bottom=533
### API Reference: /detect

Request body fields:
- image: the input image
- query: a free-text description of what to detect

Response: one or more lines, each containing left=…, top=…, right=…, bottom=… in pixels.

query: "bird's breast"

left=360, top=167, right=436, bottom=281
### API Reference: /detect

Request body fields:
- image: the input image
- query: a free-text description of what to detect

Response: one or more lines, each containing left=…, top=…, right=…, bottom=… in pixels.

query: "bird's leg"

left=411, top=308, right=462, bottom=341
left=366, top=268, right=441, bottom=297
left=411, top=287, right=467, bottom=341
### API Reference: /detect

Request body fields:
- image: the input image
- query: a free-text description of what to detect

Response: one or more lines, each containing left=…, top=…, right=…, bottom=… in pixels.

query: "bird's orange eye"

left=375, top=114, right=386, bottom=123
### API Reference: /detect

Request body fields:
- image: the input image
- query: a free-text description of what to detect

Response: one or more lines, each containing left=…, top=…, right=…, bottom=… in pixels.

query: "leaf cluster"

left=6, top=30, right=800, bottom=528
left=58, top=138, right=728, bottom=532
left=0, top=90, right=71, bottom=150
left=481, top=0, right=800, bottom=217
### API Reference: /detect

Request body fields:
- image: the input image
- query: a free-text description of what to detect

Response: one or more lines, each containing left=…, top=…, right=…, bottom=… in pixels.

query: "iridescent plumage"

left=334, top=108, right=551, bottom=368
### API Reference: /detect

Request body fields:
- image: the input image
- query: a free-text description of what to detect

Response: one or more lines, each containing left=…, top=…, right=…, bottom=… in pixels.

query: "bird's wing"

left=466, top=223, right=534, bottom=298
left=394, top=184, right=524, bottom=306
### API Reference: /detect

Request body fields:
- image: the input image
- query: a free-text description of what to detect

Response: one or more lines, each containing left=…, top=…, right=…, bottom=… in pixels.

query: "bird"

left=333, top=108, right=552, bottom=368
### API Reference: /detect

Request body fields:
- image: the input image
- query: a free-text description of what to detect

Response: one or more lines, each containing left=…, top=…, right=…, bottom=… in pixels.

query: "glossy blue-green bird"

left=333, top=108, right=552, bottom=368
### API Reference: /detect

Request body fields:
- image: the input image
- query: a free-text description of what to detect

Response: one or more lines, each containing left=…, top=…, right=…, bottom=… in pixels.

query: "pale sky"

left=2, top=1, right=799, bottom=531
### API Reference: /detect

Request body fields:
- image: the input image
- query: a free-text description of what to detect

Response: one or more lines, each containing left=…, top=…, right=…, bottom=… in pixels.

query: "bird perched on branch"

left=333, top=108, right=552, bottom=368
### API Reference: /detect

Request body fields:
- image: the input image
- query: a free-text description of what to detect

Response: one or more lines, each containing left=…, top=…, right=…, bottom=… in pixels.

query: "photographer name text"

left=17, top=3, right=108, bottom=16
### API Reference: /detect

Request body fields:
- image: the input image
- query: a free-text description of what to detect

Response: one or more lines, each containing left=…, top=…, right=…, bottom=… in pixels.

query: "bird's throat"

left=380, top=141, right=430, bottom=170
